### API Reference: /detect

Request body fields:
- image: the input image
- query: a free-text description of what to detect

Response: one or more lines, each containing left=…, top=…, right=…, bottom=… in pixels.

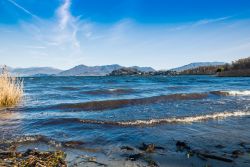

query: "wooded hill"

left=179, top=57, right=250, bottom=77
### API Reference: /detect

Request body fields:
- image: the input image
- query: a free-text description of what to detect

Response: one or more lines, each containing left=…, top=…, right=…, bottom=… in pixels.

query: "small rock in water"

left=127, top=153, right=143, bottom=161
left=197, top=152, right=233, bottom=162
left=139, top=143, right=155, bottom=153
left=232, top=150, right=244, bottom=158
left=145, top=144, right=155, bottom=153
left=88, top=157, right=97, bottom=162
left=155, top=146, right=165, bottom=150
left=176, top=141, right=190, bottom=151
left=121, top=146, right=134, bottom=151
left=139, top=143, right=163, bottom=153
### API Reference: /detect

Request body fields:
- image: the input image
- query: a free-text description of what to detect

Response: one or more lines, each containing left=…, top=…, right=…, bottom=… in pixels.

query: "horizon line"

left=2, top=60, right=231, bottom=71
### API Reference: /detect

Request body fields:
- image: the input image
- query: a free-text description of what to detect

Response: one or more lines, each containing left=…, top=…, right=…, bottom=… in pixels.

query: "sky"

left=0, top=0, right=250, bottom=70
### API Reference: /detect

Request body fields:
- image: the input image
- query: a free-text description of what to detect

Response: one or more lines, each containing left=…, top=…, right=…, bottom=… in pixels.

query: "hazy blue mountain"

left=171, top=62, right=226, bottom=72
left=58, top=64, right=123, bottom=76
left=58, top=64, right=155, bottom=76
left=11, top=67, right=62, bottom=76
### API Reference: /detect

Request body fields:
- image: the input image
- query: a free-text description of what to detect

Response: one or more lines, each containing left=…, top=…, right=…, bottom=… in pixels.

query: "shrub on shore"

left=0, top=66, right=23, bottom=107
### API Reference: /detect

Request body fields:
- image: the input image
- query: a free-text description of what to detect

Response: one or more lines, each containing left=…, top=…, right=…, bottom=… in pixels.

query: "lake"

left=1, top=75, right=250, bottom=166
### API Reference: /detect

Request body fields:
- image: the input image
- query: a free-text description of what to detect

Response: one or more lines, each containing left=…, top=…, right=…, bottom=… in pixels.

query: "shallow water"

left=1, top=75, right=250, bottom=166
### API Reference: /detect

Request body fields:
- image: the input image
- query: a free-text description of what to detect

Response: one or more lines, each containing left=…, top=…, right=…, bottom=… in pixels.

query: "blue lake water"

left=1, top=75, right=250, bottom=166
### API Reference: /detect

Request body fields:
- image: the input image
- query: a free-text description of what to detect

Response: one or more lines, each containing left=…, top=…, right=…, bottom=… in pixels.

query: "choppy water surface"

left=1, top=76, right=250, bottom=166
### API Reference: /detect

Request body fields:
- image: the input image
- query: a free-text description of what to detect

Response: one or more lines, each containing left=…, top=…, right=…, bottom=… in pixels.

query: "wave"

left=33, top=111, right=250, bottom=127
left=211, top=90, right=250, bottom=96
left=1, top=135, right=62, bottom=147
left=57, top=86, right=81, bottom=91
left=52, top=93, right=208, bottom=111
left=20, top=90, right=250, bottom=112
left=82, top=88, right=134, bottom=95
left=2, top=135, right=85, bottom=148
left=79, top=111, right=250, bottom=126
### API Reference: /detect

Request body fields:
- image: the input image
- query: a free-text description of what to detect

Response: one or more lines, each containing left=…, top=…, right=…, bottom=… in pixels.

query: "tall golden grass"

left=0, top=66, right=23, bottom=107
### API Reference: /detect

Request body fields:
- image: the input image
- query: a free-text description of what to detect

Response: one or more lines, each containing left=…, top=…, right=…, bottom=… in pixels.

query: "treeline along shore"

left=180, top=57, right=250, bottom=77
left=108, top=57, right=250, bottom=77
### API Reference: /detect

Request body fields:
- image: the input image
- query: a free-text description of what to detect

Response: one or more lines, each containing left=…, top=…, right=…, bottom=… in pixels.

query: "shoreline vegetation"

left=0, top=66, right=23, bottom=107
left=108, top=57, right=250, bottom=77
left=0, top=144, right=67, bottom=167
left=180, top=57, right=250, bottom=77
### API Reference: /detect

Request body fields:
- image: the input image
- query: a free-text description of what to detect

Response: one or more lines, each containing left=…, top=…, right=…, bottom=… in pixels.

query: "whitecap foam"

left=221, top=90, right=250, bottom=96
left=80, top=111, right=250, bottom=126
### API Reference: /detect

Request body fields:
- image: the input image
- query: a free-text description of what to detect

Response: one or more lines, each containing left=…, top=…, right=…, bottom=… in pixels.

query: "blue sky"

left=0, top=0, right=250, bottom=69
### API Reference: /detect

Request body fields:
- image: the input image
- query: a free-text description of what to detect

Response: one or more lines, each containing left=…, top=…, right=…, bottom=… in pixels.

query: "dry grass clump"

left=0, top=66, right=23, bottom=107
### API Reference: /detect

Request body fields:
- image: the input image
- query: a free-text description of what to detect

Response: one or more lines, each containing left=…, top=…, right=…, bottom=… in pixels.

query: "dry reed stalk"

left=0, top=66, right=23, bottom=107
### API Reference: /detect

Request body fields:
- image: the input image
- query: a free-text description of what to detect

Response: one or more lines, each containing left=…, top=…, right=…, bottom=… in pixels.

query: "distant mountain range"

left=11, top=67, right=63, bottom=76
left=58, top=64, right=155, bottom=76
left=58, top=64, right=121, bottom=76
left=1, top=62, right=226, bottom=76
left=170, top=62, right=226, bottom=72
left=1, top=64, right=155, bottom=76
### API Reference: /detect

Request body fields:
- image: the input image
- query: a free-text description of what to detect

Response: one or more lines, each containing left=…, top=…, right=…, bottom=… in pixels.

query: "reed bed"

left=0, top=66, right=23, bottom=107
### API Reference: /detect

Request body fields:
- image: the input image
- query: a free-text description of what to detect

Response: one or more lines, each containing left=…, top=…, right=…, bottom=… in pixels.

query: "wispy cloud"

left=6, top=0, right=85, bottom=68
left=6, top=0, right=39, bottom=19
left=193, top=16, right=231, bottom=26
left=57, top=0, right=71, bottom=31
left=54, top=0, right=80, bottom=48
left=20, top=0, right=82, bottom=56
left=170, top=16, right=232, bottom=31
